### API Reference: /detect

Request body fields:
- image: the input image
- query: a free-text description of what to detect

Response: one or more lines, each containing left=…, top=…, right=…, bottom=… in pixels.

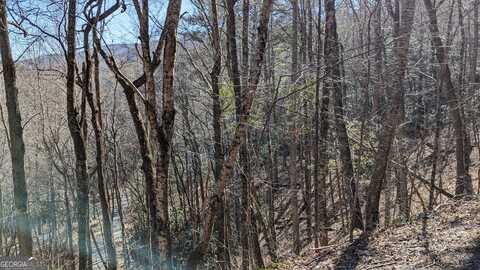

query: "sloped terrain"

left=273, top=197, right=480, bottom=269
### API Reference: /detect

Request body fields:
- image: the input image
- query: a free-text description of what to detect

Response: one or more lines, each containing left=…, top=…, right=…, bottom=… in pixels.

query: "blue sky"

left=11, top=0, right=195, bottom=59
left=101, top=0, right=194, bottom=44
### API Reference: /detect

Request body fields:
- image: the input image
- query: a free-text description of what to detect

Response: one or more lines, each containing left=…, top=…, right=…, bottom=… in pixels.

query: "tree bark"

left=185, top=0, right=273, bottom=267
left=184, top=0, right=227, bottom=267
left=85, top=29, right=117, bottom=269
left=94, top=1, right=181, bottom=267
left=240, top=0, right=252, bottom=267
left=365, top=0, right=416, bottom=231
left=290, top=0, right=301, bottom=255
left=0, top=0, right=33, bottom=256
left=225, top=0, right=253, bottom=266
left=326, top=1, right=364, bottom=231
left=423, top=0, right=472, bottom=196
left=314, top=0, right=327, bottom=247
left=66, top=0, right=91, bottom=268
left=209, top=0, right=228, bottom=267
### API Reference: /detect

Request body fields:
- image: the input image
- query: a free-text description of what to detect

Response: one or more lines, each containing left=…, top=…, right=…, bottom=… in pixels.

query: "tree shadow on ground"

left=455, top=239, right=480, bottom=270
left=333, top=234, right=369, bottom=270
left=421, top=213, right=476, bottom=269
left=420, top=214, right=455, bottom=269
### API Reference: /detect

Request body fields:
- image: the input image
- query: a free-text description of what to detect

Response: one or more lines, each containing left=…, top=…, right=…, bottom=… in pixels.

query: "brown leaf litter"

left=272, top=197, right=480, bottom=269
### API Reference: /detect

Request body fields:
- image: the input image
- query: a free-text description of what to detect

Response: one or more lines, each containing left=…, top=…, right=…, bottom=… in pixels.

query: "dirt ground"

left=272, top=197, right=480, bottom=269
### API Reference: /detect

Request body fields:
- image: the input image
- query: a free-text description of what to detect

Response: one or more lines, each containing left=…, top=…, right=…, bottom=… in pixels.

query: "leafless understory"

left=1, top=0, right=480, bottom=269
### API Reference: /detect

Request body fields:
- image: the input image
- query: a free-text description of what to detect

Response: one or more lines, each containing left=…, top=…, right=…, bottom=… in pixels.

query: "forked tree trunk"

left=185, top=0, right=273, bottom=267
left=365, top=0, right=416, bottom=231
left=154, top=0, right=182, bottom=266
left=327, top=3, right=364, bottom=231
left=94, top=1, right=181, bottom=267
left=85, top=28, right=117, bottom=269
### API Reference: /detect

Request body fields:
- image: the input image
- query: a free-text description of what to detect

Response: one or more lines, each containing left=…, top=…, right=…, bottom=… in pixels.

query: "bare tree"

left=423, top=0, right=473, bottom=196
left=324, top=0, right=364, bottom=233
left=185, top=0, right=273, bottom=267
left=94, top=0, right=182, bottom=267
left=365, top=0, right=416, bottom=231
left=0, top=0, right=33, bottom=256
left=289, top=0, right=301, bottom=255
left=65, top=0, right=91, bottom=268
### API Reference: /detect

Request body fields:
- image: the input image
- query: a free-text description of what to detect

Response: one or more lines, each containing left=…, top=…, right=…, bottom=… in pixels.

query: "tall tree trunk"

left=314, top=0, right=327, bottom=247
left=290, top=0, right=301, bottom=255
left=303, top=0, right=313, bottom=240
left=184, top=0, right=227, bottom=267
left=186, top=0, right=273, bottom=266
left=333, top=19, right=364, bottom=231
left=94, top=1, right=181, bottom=267
left=365, top=0, right=416, bottom=231
left=226, top=0, right=250, bottom=266
left=66, top=0, right=90, bottom=268
left=0, top=0, right=33, bottom=256
left=209, top=0, right=228, bottom=267
left=85, top=28, right=117, bottom=270
left=155, top=0, right=182, bottom=264
left=266, top=29, right=278, bottom=261
left=240, top=0, right=252, bottom=267
left=131, top=0, right=165, bottom=264
left=423, top=0, right=472, bottom=196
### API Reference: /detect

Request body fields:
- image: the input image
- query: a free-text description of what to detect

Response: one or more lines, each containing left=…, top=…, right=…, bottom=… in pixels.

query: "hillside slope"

left=273, top=197, right=480, bottom=269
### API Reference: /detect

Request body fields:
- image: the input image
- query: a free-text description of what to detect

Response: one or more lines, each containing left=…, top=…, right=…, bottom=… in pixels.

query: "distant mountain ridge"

left=17, top=43, right=140, bottom=68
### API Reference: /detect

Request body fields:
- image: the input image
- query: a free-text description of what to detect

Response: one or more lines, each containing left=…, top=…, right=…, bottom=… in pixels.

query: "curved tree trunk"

left=365, top=0, right=416, bottom=231
left=185, top=0, right=273, bottom=267
left=423, top=0, right=472, bottom=196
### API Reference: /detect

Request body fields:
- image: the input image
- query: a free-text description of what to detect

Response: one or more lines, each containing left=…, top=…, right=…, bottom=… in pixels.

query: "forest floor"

left=272, top=197, right=480, bottom=269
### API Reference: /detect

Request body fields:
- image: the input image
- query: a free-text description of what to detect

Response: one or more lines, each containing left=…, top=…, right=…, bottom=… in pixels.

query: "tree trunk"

left=94, top=1, right=182, bottom=267
left=314, top=0, right=327, bottom=247
left=290, top=0, right=301, bottom=255
left=266, top=30, right=277, bottom=261
left=303, top=101, right=313, bottom=242
left=226, top=0, right=251, bottom=266
left=209, top=0, right=227, bottom=267
left=240, top=0, right=252, bottom=267
left=423, top=0, right=472, bottom=196
left=365, top=0, right=416, bottom=231
left=66, top=0, right=90, bottom=268
left=186, top=0, right=273, bottom=267
left=329, top=9, right=364, bottom=231
left=429, top=84, right=442, bottom=210
left=85, top=30, right=117, bottom=270
left=372, top=0, right=384, bottom=116
left=0, top=0, right=33, bottom=256
left=155, top=0, right=182, bottom=265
